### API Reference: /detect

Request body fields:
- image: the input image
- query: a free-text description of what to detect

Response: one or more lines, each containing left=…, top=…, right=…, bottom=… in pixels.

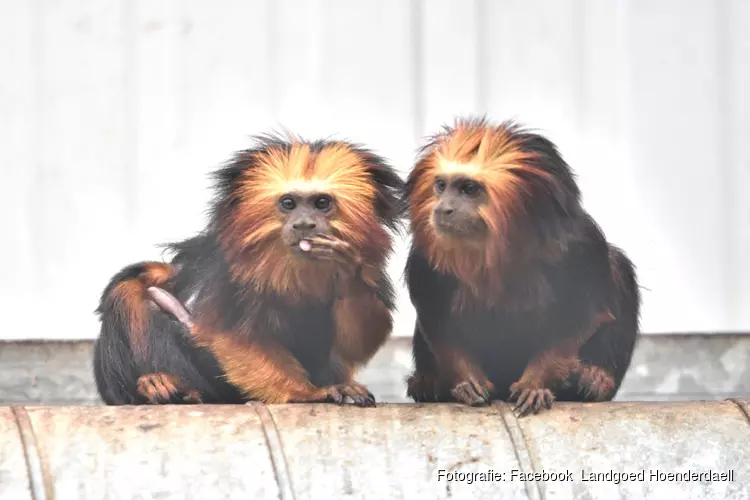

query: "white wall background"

left=1, top=0, right=748, bottom=340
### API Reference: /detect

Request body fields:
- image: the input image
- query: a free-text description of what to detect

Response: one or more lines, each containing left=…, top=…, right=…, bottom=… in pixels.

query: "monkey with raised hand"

left=403, top=117, right=640, bottom=416
left=93, top=134, right=404, bottom=407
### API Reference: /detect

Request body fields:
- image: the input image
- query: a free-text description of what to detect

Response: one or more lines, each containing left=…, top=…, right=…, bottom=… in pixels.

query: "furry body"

left=93, top=135, right=403, bottom=405
left=404, top=118, right=640, bottom=415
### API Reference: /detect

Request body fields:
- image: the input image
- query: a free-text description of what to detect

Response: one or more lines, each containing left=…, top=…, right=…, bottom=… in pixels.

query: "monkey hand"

left=303, top=233, right=374, bottom=296
left=450, top=375, right=494, bottom=407
left=303, top=233, right=363, bottom=277
left=509, top=379, right=555, bottom=417
left=292, top=381, right=376, bottom=407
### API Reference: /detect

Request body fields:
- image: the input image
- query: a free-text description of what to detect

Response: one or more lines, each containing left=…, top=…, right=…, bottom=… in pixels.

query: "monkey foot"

left=309, top=382, right=376, bottom=407
left=576, top=365, right=616, bottom=402
left=136, top=373, right=202, bottom=404
left=450, top=376, right=494, bottom=407
left=509, top=381, right=554, bottom=417
left=406, top=372, right=445, bottom=403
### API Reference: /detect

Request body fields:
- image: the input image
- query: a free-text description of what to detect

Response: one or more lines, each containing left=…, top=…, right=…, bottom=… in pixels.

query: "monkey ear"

left=358, top=150, right=407, bottom=232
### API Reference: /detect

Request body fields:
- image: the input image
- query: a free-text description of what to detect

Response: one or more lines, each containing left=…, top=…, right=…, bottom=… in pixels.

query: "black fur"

left=405, top=118, right=641, bottom=404
left=93, top=134, right=403, bottom=405
left=93, top=261, right=243, bottom=404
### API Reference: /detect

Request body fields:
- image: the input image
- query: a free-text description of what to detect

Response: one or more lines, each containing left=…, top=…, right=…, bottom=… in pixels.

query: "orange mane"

left=212, top=134, right=402, bottom=301
left=406, top=117, right=576, bottom=303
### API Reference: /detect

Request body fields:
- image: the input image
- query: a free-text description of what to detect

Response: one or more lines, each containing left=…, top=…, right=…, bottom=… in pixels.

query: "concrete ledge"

left=1, top=334, right=749, bottom=405
left=1, top=402, right=748, bottom=499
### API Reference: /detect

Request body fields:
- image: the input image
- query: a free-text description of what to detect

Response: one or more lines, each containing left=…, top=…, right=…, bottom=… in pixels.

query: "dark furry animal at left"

left=93, top=133, right=404, bottom=406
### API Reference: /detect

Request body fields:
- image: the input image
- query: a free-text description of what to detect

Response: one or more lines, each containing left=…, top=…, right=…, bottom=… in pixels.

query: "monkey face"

left=213, top=136, right=401, bottom=293
left=278, top=191, right=335, bottom=254
left=431, top=174, right=488, bottom=239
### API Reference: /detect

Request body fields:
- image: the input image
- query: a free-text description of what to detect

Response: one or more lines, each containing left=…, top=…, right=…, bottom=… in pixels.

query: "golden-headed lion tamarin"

left=403, top=117, right=640, bottom=416
left=93, top=133, right=404, bottom=406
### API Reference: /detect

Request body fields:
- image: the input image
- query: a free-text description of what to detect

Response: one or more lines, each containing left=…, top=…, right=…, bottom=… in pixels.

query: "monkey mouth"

left=433, top=218, right=485, bottom=239
left=288, top=239, right=314, bottom=257
left=435, top=225, right=470, bottom=238
left=287, top=231, right=337, bottom=258
left=290, top=237, right=335, bottom=260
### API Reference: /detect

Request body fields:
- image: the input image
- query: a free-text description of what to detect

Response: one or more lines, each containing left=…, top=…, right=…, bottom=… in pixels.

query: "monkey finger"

left=310, top=234, right=348, bottom=250
left=313, top=232, right=335, bottom=241
left=307, top=247, right=358, bottom=272
left=308, top=247, right=361, bottom=277
left=582, top=385, right=594, bottom=400
left=513, top=389, right=540, bottom=417
left=509, top=384, right=522, bottom=401
left=325, top=387, right=345, bottom=405
left=514, top=398, right=534, bottom=418
left=576, top=366, right=616, bottom=402
left=137, top=373, right=201, bottom=405
left=340, top=384, right=376, bottom=407
left=306, top=246, right=337, bottom=259
left=543, top=389, right=555, bottom=409
left=152, top=379, right=172, bottom=402
left=513, top=389, right=554, bottom=417
left=530, top=391, right=548, bottom=413
left=147, top=286, right=195, bottom=332
left=307, top=246, right=349, bottom=265
left=319, top=383, right=375, bottom=407
left=451, top=381, right=490, bottom=407
left=468, top=376, right=492, bottom=402
left=305, top=236, right=344, bottom=255
left=310, top=235, right=360, bottom=264
left=182, top=390, right=203, bottom=404
left=513, top=388, right=531, bottom=409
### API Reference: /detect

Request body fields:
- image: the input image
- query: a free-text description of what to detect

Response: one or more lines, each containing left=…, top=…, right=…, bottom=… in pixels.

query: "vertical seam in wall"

left=249, top=402, right=296, bottom=500
left=715, top=0, right=734, bottom=329
left=267, top=0, right=281, bottom=121
left=410, top=0, right=424, bottom=143
left=474, top=0, right=487, bottom=115
left=121, top=0, right=137, bottom=230
left=30, top=0, right=44, bottom=295
left=499, top=403, right=543, bottom=500
left=10, top=406, right=53, bottom=500
left=175, top=0, right=189, bottom=150
left=573, top=0, right=587, bottom=133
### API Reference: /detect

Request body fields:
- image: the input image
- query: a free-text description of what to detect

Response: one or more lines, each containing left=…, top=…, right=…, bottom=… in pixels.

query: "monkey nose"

left=292, top=220, right=317, bottom=230
left=437, top=206, right=455, bottom=216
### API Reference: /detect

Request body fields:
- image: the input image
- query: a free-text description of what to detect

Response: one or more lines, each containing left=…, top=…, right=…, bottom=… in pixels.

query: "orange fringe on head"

left=212, top=134, right=402, bottom=301
left=406, top=117, right=569, bottom=301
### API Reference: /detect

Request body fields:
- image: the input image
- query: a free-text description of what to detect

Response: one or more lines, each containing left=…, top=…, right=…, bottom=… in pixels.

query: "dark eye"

left=315, top=196, right=332, bottom=211
left=435, top=178, right=446, bottom=193
left=462, top=182, right=481, bottom=197
left=279, top=196, right=296, bottom=211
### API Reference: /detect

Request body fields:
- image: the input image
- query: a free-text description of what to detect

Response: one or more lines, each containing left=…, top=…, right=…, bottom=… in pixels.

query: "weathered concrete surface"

left=0, top=341, right=97, bottom=405
left=0, top=408, right=33, bottom=500
left=2, top=335, right=749, bottom=405
left=520, top=400, right=748, bottom=499
left=0, top=402, right=748, bottom=500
